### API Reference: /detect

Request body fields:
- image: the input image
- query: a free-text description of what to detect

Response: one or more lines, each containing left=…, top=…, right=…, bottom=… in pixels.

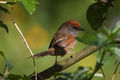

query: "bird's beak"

left=79, top=27, right=85, bottom=31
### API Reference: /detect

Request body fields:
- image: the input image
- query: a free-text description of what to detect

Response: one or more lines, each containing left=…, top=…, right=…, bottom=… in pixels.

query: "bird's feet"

left=70, top=52, right=75, bottom=59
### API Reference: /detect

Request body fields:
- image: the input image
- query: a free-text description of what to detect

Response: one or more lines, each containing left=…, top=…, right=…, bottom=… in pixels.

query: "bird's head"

left=63, top=20, right=85, bottom=37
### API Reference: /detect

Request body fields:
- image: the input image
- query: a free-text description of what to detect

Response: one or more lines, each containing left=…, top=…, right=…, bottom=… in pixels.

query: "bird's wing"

left=49, top=34, right=75, bottom=48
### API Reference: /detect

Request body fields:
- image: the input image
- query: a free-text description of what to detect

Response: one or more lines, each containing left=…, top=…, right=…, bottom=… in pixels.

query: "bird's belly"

left=65, top=40, right=77, bottom=53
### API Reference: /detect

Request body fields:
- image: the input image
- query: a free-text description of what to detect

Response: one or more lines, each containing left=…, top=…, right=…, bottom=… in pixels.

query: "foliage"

left=54, top=67, right=91, bottom=80
left=0, top=0, right=38, bottom=79
left=20, top=0, right=39, bottom=15
left=0, top=5, right=9, bottom=33
left=0, top=0, right=39, bottom=32
left=0, top=0, right=120, bottom=80
left=0, top=20, right=8, bottom=33
left=86, top=0, right=114, bottom=31
left=55, top=20, right=120, bottom=80
left=0, top=51, right=31, bottom=80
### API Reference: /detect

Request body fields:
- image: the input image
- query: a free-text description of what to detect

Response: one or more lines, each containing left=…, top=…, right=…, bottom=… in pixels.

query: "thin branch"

left=30, top=39, right=120, bottom=80
left=100, top=67, right=106, bottom=80
left=89, top=50, right=106, bottom=79
left=12, top=20, right=37, bottom=80
left=0, top=1, right=7, bottom=4
left=0, top=1, right=15, bottom=4
left=112, top=61, right=120, bottom=80
left=115, top=59, right=118, bottom=65
left=31, top=45, right=100, bottom=80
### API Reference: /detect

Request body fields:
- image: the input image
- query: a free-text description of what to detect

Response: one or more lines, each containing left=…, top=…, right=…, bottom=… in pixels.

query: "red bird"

left=32, top=20, right=84, bottom=62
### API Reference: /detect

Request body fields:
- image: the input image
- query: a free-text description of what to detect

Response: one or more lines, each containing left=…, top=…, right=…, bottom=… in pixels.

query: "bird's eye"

left=73, top=27, right=78, bottom=30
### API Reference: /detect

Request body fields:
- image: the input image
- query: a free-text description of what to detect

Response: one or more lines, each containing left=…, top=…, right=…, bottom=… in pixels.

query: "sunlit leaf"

left=0, top=20, right=9, bottom=33
left=111, top=21, right=120, bottom=35
left=103, top=27, right=111, bottom=35
left=20, top=0, right=39, bottom=15
left=109, top=47, right=120, bottom=60
left=87, top=1, right=112, bottom=31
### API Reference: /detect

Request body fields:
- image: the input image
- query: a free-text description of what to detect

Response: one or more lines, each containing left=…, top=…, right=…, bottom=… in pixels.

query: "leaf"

left=0, top=73, right=3, bottom=77
left=109, top=47, right=120, bottom=60
left=76, top=33, right=98, bottom=45
left=0, top=51, right=13, bottom=71
left=111, top=21, right=120, bottom=36
left=97, top=33, right=108, bottom=47
left=54, top=72, right=71, bottom=78
left=53, top=67, right=91, bottom=80
left=7, top=74, right=22, bottom=80
left=0, top=6, right=9, bottom=13
left=20, top=0, right=39, bottom=15
left=54, top=72, right=71, bottom=80
left=73, top=67, right=91, bottom=80
left=103, top=27, right=111, bottom=35
left=6, top=74, right=31, bottom=80
left=86, top=1, right=112, bottom=31
left=0, top=20, right=9, bottom=33
left=7, top=2, right=16, bottom=5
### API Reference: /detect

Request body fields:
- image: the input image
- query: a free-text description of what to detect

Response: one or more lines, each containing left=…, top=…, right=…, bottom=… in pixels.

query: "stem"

left=0, top=1, right=15, bottom=4
left=100, top=67, right=106, bottom=79
left=112, top=61, right=120, bottom=80
left=89, top=50, right=106, bottom=79
left=30, top=39, right=120, bottom=80
left=12, top=20, right=37, bottom=80
left=0, top=1, right=7, bottom=4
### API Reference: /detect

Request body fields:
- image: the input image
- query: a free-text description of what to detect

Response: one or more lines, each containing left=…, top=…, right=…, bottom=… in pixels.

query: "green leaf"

left=97, top=33, right=108, bottom=47
left=76, top=34, right=98, bottom=45
left=7, top=2, right=16, bottom=5
left=20, top=0, right=39, bottom=15
left=6, top=74, right=31, bottom=80
left=109, top=47, right=120, bottom=60
left=7, top=74, right=22, bottom=80
left=0, top=51, right=13, bottom=71
left=53, top=67, right=91, bottom=80
left=0, top=73, right=3, bottom=77
left=54, top=72, right=71, bottom=78
left=0, top=6, right=9, bottom=13
left=0, top=20, right=9, bottom=33
left=111, top=21, right=120, bottom=35
left=73, top=67, right=91, bottom=80
left=86, top=1, right=112, bottom=31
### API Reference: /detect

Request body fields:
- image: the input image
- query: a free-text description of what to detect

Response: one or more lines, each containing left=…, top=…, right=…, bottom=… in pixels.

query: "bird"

left=32, top=20, right=84, bottom=63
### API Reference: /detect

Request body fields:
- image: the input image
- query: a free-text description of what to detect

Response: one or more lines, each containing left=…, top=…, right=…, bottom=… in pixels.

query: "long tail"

left=29, top=48, right=54, bottom=58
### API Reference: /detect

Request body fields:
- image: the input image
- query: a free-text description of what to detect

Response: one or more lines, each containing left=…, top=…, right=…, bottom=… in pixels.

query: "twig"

left=0, top=1, right=7, bottom=4
left=30, top=38, right=120, bottom=80
left=31, top=45, right=100, bottom=80
left=12, top=20, right=37, bottom=80
left=115, top=59, right=118, bottom=65
left=112, top=61, right=120, bottom=80
left=88, top=50, right=106, bottom=80
left=100, top=67, right=106, bottom=80
left=0, top=1, right=15, bottom=5
left=10, top=4, right=38, bottom=80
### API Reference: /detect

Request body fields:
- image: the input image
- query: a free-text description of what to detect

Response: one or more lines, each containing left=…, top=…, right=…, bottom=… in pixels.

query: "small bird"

left=32, top=20, right=84, bottom=63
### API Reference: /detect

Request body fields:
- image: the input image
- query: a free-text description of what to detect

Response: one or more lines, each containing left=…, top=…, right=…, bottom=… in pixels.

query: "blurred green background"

left=0, top=0, right=120, bottom=80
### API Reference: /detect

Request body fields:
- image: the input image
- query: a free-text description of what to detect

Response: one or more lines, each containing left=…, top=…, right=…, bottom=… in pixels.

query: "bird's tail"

left=29, top=48, right=54, bottom=58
